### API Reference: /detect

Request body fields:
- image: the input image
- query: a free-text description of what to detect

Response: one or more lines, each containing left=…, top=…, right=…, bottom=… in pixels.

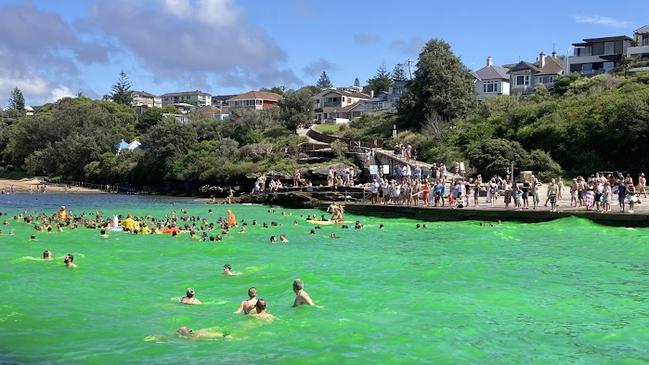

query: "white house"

left=473, top=56, right=510, bottom=100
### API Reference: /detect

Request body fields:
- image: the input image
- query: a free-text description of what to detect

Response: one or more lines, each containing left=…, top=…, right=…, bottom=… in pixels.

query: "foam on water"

left=1, top=194, right=649, bottom=364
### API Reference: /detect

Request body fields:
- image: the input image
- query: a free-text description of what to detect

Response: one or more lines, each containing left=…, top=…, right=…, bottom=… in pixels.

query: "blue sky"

left=0, top=0, right=646, bottom=105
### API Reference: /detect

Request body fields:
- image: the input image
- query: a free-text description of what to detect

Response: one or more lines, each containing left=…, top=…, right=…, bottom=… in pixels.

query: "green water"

left=1, top=196, right=649, bottom=364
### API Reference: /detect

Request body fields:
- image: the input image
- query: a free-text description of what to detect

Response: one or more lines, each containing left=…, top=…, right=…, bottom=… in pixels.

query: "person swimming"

left=176, top=326, right=228, bottom=339
left=279, top=234, right=288, bottom=243
left=330, top=232, right=337, bottom=238
left=253, top=298, right=274, bottom=320
left=180, top=288, right=202, bottom=304
left=99, top=229, right=108, bottom=239
left=270, top=236, right=277, bottom=244
left=235, top=287, right=258, bottom=314
left=63, top=254, right=77, bottom=268
left=292, top=279, right=314, bottom=307
left=379, top=224, right=384, bottom=229
left=223, top=264, right=240, bottom=276
left=309, top=229, right=315, bottom=235
left=42, top=250, right=53, bottom=260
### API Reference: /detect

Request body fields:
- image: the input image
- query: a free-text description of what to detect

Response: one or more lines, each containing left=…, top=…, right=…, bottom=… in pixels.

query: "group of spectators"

left=365, top=169, right=646, bottom=214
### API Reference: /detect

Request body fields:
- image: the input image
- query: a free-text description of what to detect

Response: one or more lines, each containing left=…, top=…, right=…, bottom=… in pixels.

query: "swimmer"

left=354, top=221, right=363, bottom=229
left=42, top=250, right=53, bottom=260
left=180, top=288, right=202, bottom=304
left=176, top=326, right=228, bottom=339
left=29, top=235, right=36, bottom=241
left=416, top=224, right=421, bottom=229
left=292, top=279, right=314, bottom=307
left=223, top=264, right=240, bottom=276
left=63, top=254, right=77, bottom=269
left=270, top=236, right=277, bottom=244
left=253, top=299, right=275, bottom=321
left=293, top=220, right=298, bottom=225
left=263, top=222, right=268, bottom=229
left=330, top=233, right=337, bottom=238
left=279, top=234, right=288, bottom=243
left=422, top=224, right=428, bottom=229
left=99, top=229, right=108, bottom=239
left=379, top=224, right=384, bottom=229
left=309, top=229, right=315, bottom=235
left=235, top=287, right=258, bottom=314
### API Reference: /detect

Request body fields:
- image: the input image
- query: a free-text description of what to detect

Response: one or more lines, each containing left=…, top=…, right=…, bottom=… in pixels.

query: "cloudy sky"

left=0, top=0, right=646, bottom=105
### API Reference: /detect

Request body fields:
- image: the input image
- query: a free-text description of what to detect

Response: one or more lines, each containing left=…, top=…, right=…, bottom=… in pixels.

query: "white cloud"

left=162, top=0, right=240, bottom=27
left=49, top=86, right=75, bottom=102
left=574, top=15, right=632, bottom=28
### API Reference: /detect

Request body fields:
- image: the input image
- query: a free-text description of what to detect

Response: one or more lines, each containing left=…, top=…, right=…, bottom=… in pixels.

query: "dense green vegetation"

left=0, top=97, right=310, bottom=192
left=1, top=36, right=648, bottom=190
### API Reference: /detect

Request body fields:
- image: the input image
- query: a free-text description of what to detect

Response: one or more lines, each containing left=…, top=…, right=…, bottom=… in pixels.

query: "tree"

left=110, top=71, right=133, bottom=105
left=392, top=64, right=407, bottom=81
left=136, top=108, right=163, bottom=134
left=397, top=39, right=475, bottom=130
left=316, top=71, right=333, bottom=89
left=261, top=86, right=287, bottom=96
left=8, top=87, right=25, bottom=112
left=354, top=77, right=360, bottom=87
left=366, top=64, right=393, bottom=94
left=278, top=89, right=313, bottom=131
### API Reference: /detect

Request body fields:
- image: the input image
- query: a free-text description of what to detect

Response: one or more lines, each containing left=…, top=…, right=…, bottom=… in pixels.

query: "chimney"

left=486, top=56, right=493, bottom=67
left=551, top=51, right=557, bottom=59
left=370, top=90, right=374, bottom=98
left=539, top=52, right=546, bottom=68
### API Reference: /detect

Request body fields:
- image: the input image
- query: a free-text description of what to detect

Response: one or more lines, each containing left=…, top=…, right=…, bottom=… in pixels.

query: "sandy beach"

left=0, top=178, right=104, bottom=194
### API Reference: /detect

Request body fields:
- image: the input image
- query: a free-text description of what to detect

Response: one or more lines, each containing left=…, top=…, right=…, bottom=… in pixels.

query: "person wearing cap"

left=292, top=279, right=314, bottom=307
left=57, top=206, right=67, bottom=221
left=235, top=287, right=258, bottom=314
left=180, top=288, right=202, bottom=304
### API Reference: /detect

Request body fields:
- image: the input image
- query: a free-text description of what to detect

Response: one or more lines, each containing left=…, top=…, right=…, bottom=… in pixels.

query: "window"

left=604, top=41, right=615, bottom=55
left=256, top=99, right=262, bottom=105
left=643, top=35, right=649, bottom=46
left=342, top=97, right=345, bottom=102
left=603, top=62, right=615, bottom=73
left=581, top=63, right=593, bottom=74
left=482, top=81, right=498, bottom=93
left=537, top=76, right=555, bottom=84
left=515, top=75, right=529, bottom=86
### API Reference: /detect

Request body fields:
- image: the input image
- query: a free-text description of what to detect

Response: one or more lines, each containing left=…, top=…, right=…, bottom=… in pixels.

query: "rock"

left=304, top=163, right=361, bottom=180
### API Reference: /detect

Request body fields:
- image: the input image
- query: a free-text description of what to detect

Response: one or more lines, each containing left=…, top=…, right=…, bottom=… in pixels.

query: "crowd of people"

left=364, top=170, right=646, bottom=214
left=5, top=204, right=325, bottom=340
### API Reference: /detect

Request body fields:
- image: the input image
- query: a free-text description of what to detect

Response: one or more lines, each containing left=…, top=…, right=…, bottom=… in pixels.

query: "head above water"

left=255, top=298, right=267, bottom=311
left=186, top=288, right=195, bottom=298
left=248, top=287, right=257, bottom=298
left=223, top=264, right=232, bottom=271
left=63, top=254, right=74, bottom=264
left=177, top=326, right=192, bottom=335
left=293, top=279, right=304, bottom=291
left=42, top=250, right=52, bottom=259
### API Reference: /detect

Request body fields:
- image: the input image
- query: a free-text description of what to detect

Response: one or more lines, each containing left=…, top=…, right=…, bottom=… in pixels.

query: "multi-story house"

left=568, top=35, right=632, bottom=75
left=509, top=52, right=565, bottom=96
left=227, top=91, right=282, bottom=111
left=132, top=91, right=162, bottom=108
left=473, top=56, right=510, bottom=100
left=161, top=90, right=212, bottom=107
left=627, top=25, right=649, bottom=73
left=312, top=89, right=370, bottom=122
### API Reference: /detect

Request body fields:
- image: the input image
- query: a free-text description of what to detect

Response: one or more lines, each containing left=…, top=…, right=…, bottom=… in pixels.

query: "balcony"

left=628, top=45, right=649, bottom=57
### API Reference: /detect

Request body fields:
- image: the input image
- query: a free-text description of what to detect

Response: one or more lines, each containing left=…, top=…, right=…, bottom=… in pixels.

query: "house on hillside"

left=132, top=91, right=162, bottom=108
left=161, top=90, right=212, bottom=107
left=509, top=52, right=565, bottom=96
left=568, top=35, right=632, bottom=75
left=198, top=105, right=229, bottom=121
left=627, top=25, right=649, bottom=73
left=312, top=89, right=370, bottom=123
left=473, top=56, right=510, bottom=100
left=227, top=91, right=282, bottom=111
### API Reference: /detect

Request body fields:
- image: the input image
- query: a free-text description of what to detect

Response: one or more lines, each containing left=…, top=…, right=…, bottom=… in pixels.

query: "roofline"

left=582, top=35, right=633, bottom=42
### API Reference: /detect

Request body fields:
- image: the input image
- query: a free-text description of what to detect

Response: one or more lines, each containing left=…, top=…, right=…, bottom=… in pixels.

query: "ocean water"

left=1, top=194, right=649, bottom=364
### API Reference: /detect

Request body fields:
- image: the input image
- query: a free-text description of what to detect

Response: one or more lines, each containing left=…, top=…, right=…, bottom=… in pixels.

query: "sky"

left=0, top=0, right=646, bottom=105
